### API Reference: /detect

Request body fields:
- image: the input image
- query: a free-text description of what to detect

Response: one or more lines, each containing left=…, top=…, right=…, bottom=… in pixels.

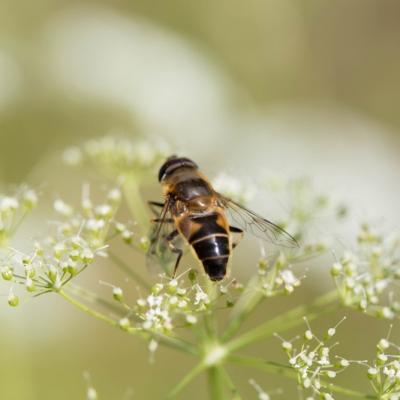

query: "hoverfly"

left=148, top=156, right=298, bottom=281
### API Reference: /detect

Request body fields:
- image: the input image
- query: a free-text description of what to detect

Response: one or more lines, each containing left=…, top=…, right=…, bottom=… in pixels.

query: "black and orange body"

left=149, top=156, right=298, bottom=282
left=159, top=158, right=232, bottom=281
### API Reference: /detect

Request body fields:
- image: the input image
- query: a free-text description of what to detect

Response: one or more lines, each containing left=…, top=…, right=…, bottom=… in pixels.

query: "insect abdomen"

left=189, top=214, right=230, bottom=281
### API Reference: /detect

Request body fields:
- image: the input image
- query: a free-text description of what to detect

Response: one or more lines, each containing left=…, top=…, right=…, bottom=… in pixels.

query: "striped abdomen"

left=188, top=213, right=230, bottom=281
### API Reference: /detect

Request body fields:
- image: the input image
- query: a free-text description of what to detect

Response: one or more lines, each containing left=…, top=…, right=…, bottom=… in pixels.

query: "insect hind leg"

left=166, top=229, right=183, bottom=278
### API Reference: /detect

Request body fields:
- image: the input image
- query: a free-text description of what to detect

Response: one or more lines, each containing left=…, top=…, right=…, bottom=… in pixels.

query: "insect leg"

left=230, top=226, right=244, bottom=249
left=151, top=218, right=174, bottom=223
left=148, top=200, right=165, bottom=216
left=166, top=229, right=183, bottom=278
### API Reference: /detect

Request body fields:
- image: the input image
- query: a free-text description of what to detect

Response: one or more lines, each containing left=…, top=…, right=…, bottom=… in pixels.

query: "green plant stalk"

left=222, top=275, right=264, bottom=341
left=166, top=363, right=206, bottom=399
left=208, top=366, right=225, bottom=400
left=226, top=289, right=339, bottom=353
left=202, top=281, right=226, bottom=399
left=59, top=289, right=198, bottom=356
left=228, top=355, right=378, bottom=399
left=59, top=289, right=119, bottom=328
left=64, top=283, right=126, bottom=315
left=122, top=174, right=150, bottom=232
left=108, top=251, right=151, bottom=289
left=219, top=367, right=242, bottom=400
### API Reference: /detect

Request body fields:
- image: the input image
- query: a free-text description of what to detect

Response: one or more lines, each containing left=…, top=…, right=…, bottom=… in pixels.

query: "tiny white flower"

left=54, top=199, right=73, bottom=217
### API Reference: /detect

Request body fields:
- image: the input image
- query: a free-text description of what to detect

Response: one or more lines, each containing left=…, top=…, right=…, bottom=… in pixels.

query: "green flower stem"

left=219, top=367, right=242, bottom=400
left=228, top=355, right=378, bottom=399
left=59, top=289, right=198, bottom=356
left=10, top=210, right=28, bottom=236
left=64, top=284, right=126, bottom=315
left=222, top=275, right=264, bottom=341
left=166, top=363, right=206, bottom=399
left=208, top=366, right=225, bottom=400
left=122, top=174, right=150, bottom=232
left=59, top=289, right=119, bottom=328
left=225, top=289, right=339, bottom=353
left=108, top=251, right=151, bottom=290
left=148, top=333, right=199, bottom=356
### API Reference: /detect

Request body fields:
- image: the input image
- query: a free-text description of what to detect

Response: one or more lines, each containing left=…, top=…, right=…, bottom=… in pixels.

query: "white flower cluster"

left=258, top=252, right=302, bottom=296
left=331, top=224, right=400, bottom=319
left=0, top=186, right=38, bottom=246
left=63, top=136, right=170, bottom=180
left=1, top=187, right=121, bottom=304
left=277, top=318, right=350, bottom=399
left=135, top=278, right=211, bottom=334
left=366, top=329, right=400, bottom=398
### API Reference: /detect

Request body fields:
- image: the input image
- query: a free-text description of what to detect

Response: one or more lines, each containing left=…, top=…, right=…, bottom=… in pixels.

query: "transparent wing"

left=146, top=197, right=176, bottom=274
left=218, top=194, right=299, bottom=248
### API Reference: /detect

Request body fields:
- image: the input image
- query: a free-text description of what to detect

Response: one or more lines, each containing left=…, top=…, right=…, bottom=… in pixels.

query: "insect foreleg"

left=230, top=225, right=244, bottom=249
left=166, top=229, right=183, bottom=278
left=148, top=200, right=165, bottom=217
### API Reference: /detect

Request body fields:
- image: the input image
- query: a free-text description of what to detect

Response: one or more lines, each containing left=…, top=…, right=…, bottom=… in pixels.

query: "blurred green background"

left=1, top=1, right=400, bottom=399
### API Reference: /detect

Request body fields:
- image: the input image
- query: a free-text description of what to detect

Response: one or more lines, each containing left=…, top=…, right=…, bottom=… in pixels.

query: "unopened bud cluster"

left=331, top=224, right=400, bottom=319
left=63, top=136, right=170, bottom=181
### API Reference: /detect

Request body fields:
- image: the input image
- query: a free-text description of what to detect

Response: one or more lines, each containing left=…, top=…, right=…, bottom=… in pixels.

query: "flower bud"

left=1, top=266, right=13, bottom=281
left=304, top=330, right=313, bottom=341
left=25, top=278, right=35, bottom=292
left=119, top=317, right=131, bottom=331
left=122, top=230, right=133, bottom=244
left=112, top=287, right=123, bottom=302
left=22, top=189, right=38, bottom=209
left=367, top=367, right=378, bottom=379
left=8, top=292, right=19, bottom=307
left=377, top=338, right=390, bottom=351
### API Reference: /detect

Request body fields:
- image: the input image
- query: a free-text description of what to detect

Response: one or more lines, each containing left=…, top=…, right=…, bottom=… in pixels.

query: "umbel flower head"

left=331, top=224, right=400, bottom=319
left=1, top=186, right=121, bottom=300
left=365, top=327, right=400, bottom=398
left=63, top=136, right=170, bottom=182
left=276, top=317, right=353, bottom=399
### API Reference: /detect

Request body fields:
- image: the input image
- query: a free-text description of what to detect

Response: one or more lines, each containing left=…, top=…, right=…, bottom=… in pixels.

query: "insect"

left=148, top=156, right=298, bottom=281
